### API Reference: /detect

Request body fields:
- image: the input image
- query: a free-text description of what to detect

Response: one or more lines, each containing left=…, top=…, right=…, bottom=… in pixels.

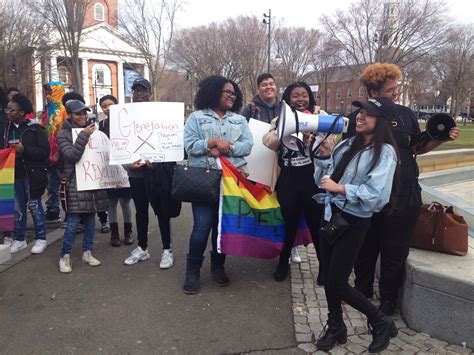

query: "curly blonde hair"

left=359, top=63, right=402, bottom=94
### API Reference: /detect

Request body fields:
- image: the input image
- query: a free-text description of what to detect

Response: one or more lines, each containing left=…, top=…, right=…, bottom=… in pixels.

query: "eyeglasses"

left=3, top=108, right=20, bottom=114
left=222, top=89, right=236, bottom=97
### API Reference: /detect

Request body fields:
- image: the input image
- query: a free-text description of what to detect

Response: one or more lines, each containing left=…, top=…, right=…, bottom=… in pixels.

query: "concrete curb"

left=0, top=227, right=64, bottom=273
left=290, top=244, right=473, bottom=354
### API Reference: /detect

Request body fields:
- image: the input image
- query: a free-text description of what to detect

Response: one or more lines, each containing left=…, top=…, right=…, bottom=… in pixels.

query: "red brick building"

left=304, top=65, right=368, bottom=115
left=18, top=0, right=147, bottom=113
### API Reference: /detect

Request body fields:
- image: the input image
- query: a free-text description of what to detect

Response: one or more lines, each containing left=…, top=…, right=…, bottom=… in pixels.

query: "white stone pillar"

left=82, top=58, right=90, bottom=105
left=50, top=56, right=59, bottom=82
left=143, top=64, right=150, bottom=81
left=34, top=51, right=44, bottom=115
left=117, top=61, right=125, bottom=103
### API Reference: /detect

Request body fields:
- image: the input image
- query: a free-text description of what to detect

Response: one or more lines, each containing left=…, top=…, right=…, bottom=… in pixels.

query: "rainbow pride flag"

left=217, top=156, right=312, bottom=259
left=0, top=148, right=15, bottom=232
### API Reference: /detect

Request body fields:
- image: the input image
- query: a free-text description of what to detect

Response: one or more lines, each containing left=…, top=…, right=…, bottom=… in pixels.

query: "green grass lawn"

left=418, top=121, right=474, bottom=151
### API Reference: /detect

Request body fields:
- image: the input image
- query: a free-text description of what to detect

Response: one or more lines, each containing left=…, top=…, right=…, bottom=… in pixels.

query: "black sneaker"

left=45, top=211, right=61, bottom=223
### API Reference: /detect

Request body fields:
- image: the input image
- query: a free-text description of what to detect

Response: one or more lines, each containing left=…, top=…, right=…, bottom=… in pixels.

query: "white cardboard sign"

left=246, top=118, right=277, bottom=187
left=73, top=129, right=130, bottom=191
left=109, top=102, right=184, bottom=164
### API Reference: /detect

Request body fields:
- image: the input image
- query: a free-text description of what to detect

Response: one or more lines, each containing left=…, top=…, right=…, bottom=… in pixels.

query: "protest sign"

left=246, top=118, right=277, bottom=187
left=73, top=129, right=130, bottom=191
left=109, top=102, right=184, bottom=164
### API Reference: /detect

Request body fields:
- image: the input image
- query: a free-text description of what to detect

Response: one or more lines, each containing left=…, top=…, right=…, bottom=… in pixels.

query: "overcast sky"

left=178, top=0, right=473, bottom=29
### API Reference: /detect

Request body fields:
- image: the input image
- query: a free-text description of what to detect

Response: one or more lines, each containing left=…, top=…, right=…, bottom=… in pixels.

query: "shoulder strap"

left=310, top=114, right=344, bottom=160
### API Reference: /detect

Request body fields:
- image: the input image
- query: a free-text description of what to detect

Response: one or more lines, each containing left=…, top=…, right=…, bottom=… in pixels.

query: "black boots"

left=110, top=222, right=121, bottom=247
left=379, top=299, right=396, bottom=316
left=368, top=310, right=398, bottom=353
left=274, top=255, right=290, bottom=281
left=316, top=313, right=347, bottom=351
left=210, top=251, right=230, bottom=287
left=123, top=223, right=134, bottom=245
left=183, top=255, right=204, bottom=294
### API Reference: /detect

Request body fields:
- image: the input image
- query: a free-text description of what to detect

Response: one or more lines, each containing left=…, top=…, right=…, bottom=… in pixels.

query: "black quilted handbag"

left=171, top=159, right=222, bottom=204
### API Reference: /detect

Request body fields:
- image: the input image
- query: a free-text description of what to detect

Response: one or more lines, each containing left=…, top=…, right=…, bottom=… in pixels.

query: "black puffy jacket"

left=0, top=119, right=49, bottom=198
left=56, top=119, right=108, bottom=213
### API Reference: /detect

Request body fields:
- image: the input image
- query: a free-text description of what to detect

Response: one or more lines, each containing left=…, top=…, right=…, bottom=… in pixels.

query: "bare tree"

left=0, top=0, right=50, bottom=89
left=169, top=16, right=269, bottom=102
left=434, top=25, right=474, bottom=116
left=30, top=0, right=89, bottom=94
left=273, top=27, right=320, bottom=84
left=308, top=35, right=342, bottom=110
left=321, top=0, right=449, bottom=75
left=119, top=0, right=182, bottom=100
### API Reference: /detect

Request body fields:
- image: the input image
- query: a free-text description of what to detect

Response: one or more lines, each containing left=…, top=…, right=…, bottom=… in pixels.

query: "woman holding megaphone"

left=263, top=81, right=327, bottom=283
left=313, top=97, right=400, bottom=353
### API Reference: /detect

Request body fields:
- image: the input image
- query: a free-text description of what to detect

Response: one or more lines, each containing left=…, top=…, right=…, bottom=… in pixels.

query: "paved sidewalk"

left=290, top=245, right=473, bottom=354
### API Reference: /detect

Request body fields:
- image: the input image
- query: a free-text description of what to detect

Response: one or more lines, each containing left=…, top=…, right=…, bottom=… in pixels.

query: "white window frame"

left=94, top=3, right=105, bottom=21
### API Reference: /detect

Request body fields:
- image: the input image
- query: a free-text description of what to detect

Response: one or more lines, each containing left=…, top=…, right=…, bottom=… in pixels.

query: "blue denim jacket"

left=314, top=138, right=397, bottom=221
left=184, top=109, right=253, bottom=168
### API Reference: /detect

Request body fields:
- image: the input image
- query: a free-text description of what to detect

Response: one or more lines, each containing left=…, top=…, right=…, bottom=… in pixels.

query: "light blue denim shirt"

left=314, top=138, right=397, bottom=221
left=184, top=108, right=253, bottom=168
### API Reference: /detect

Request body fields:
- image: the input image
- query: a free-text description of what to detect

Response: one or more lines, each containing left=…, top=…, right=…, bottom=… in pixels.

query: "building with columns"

left=28, top=0, right=148, bottom=113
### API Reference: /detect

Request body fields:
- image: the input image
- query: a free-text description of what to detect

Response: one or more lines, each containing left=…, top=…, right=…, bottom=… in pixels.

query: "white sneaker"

left=31, top=239, right=48, bottom=254
left=82, top=250, right=101, bottom=266
left=291, top=247, right=302, bottom=263
left=159, top=249, right=174, bottom=269
left=59, top=254, right=72, bottom=273
left=10, top=240, right=27, bottom=253
left=124, top=246, right=150, bottom=265
left=3, top=236, right=14, bottom=246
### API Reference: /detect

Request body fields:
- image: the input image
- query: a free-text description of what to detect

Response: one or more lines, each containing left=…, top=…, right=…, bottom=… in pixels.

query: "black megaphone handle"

left=310, top=114, right=344, bottom=160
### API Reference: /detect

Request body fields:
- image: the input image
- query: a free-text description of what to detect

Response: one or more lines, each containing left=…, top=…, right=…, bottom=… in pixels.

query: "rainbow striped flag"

left=0, top=148, right=15, bottom=232
left=217, top=157, right=312, bottom=259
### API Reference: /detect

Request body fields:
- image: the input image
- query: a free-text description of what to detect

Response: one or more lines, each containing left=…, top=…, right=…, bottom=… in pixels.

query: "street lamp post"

left=12, top=54, right=19, bottom=88
left=263, top=9, right=272, bottom=73
left=93, top=71, right=99, bottom=118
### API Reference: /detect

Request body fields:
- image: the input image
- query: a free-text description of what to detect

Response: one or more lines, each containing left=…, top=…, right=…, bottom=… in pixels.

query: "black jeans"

left=276, top=165, right=323, bottom=264
left=129, top=177, right=171, bottom=250
left=320, top=210, right=378, bottom=319
left=354, top=193, right=421, bottom=301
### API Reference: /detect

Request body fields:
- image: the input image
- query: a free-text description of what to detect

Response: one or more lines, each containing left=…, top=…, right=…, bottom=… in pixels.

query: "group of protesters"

left=0, top=62, right=459, bottom=353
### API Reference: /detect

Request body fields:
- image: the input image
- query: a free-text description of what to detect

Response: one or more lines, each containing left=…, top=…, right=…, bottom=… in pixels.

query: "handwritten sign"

left=73, top=129, right=130, bottom=191
left=109, top=102, right=184, bottom=164
left=246, top=119, right=277, bottom=187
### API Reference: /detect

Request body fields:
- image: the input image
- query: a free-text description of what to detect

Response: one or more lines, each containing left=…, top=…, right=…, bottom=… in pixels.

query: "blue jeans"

left=60, top=213, right=95, bottom=257
left=14, top=178, right=47, bottom=242
left=188, top=203, right=219, bottom=259
left=46, top=166, right=60, bottom=215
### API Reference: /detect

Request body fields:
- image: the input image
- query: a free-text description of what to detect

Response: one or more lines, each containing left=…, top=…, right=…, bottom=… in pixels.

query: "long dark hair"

left=331, top=115, right=400, bottom=187
left=281, top=82, right=316, bottom=114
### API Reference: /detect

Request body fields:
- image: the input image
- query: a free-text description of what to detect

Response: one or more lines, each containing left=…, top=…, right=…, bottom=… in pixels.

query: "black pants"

left=97, top=210, right=108, bottom=224
left=276, top=165, right=323, bottom=264
left=354, top=194, right=421, bottom=302
left=129, top=177, right=171, bottom=250
left=320, top=210, right=378, bottom=319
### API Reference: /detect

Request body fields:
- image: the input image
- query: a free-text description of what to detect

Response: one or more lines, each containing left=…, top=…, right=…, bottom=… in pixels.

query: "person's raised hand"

left=449, top=127, right=460, bottom=141
left=130, top=159, right=145, bottom=170
left=83, top=123, right=95, bottom=135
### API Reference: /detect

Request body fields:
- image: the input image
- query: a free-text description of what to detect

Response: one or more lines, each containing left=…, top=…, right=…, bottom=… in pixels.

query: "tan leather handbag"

left=411, top=202, right=468, bottom=256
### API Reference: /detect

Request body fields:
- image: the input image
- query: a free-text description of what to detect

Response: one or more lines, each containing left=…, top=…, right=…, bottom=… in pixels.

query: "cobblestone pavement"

left=290, top=245, right=473, bottom=354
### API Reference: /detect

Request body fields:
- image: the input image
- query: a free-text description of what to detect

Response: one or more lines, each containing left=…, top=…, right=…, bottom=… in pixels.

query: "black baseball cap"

left=131, top=78, right=151, bottom=91
left=352, top=96, right=397, bottom=121
left=65, top=99, right=91, bottom=114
